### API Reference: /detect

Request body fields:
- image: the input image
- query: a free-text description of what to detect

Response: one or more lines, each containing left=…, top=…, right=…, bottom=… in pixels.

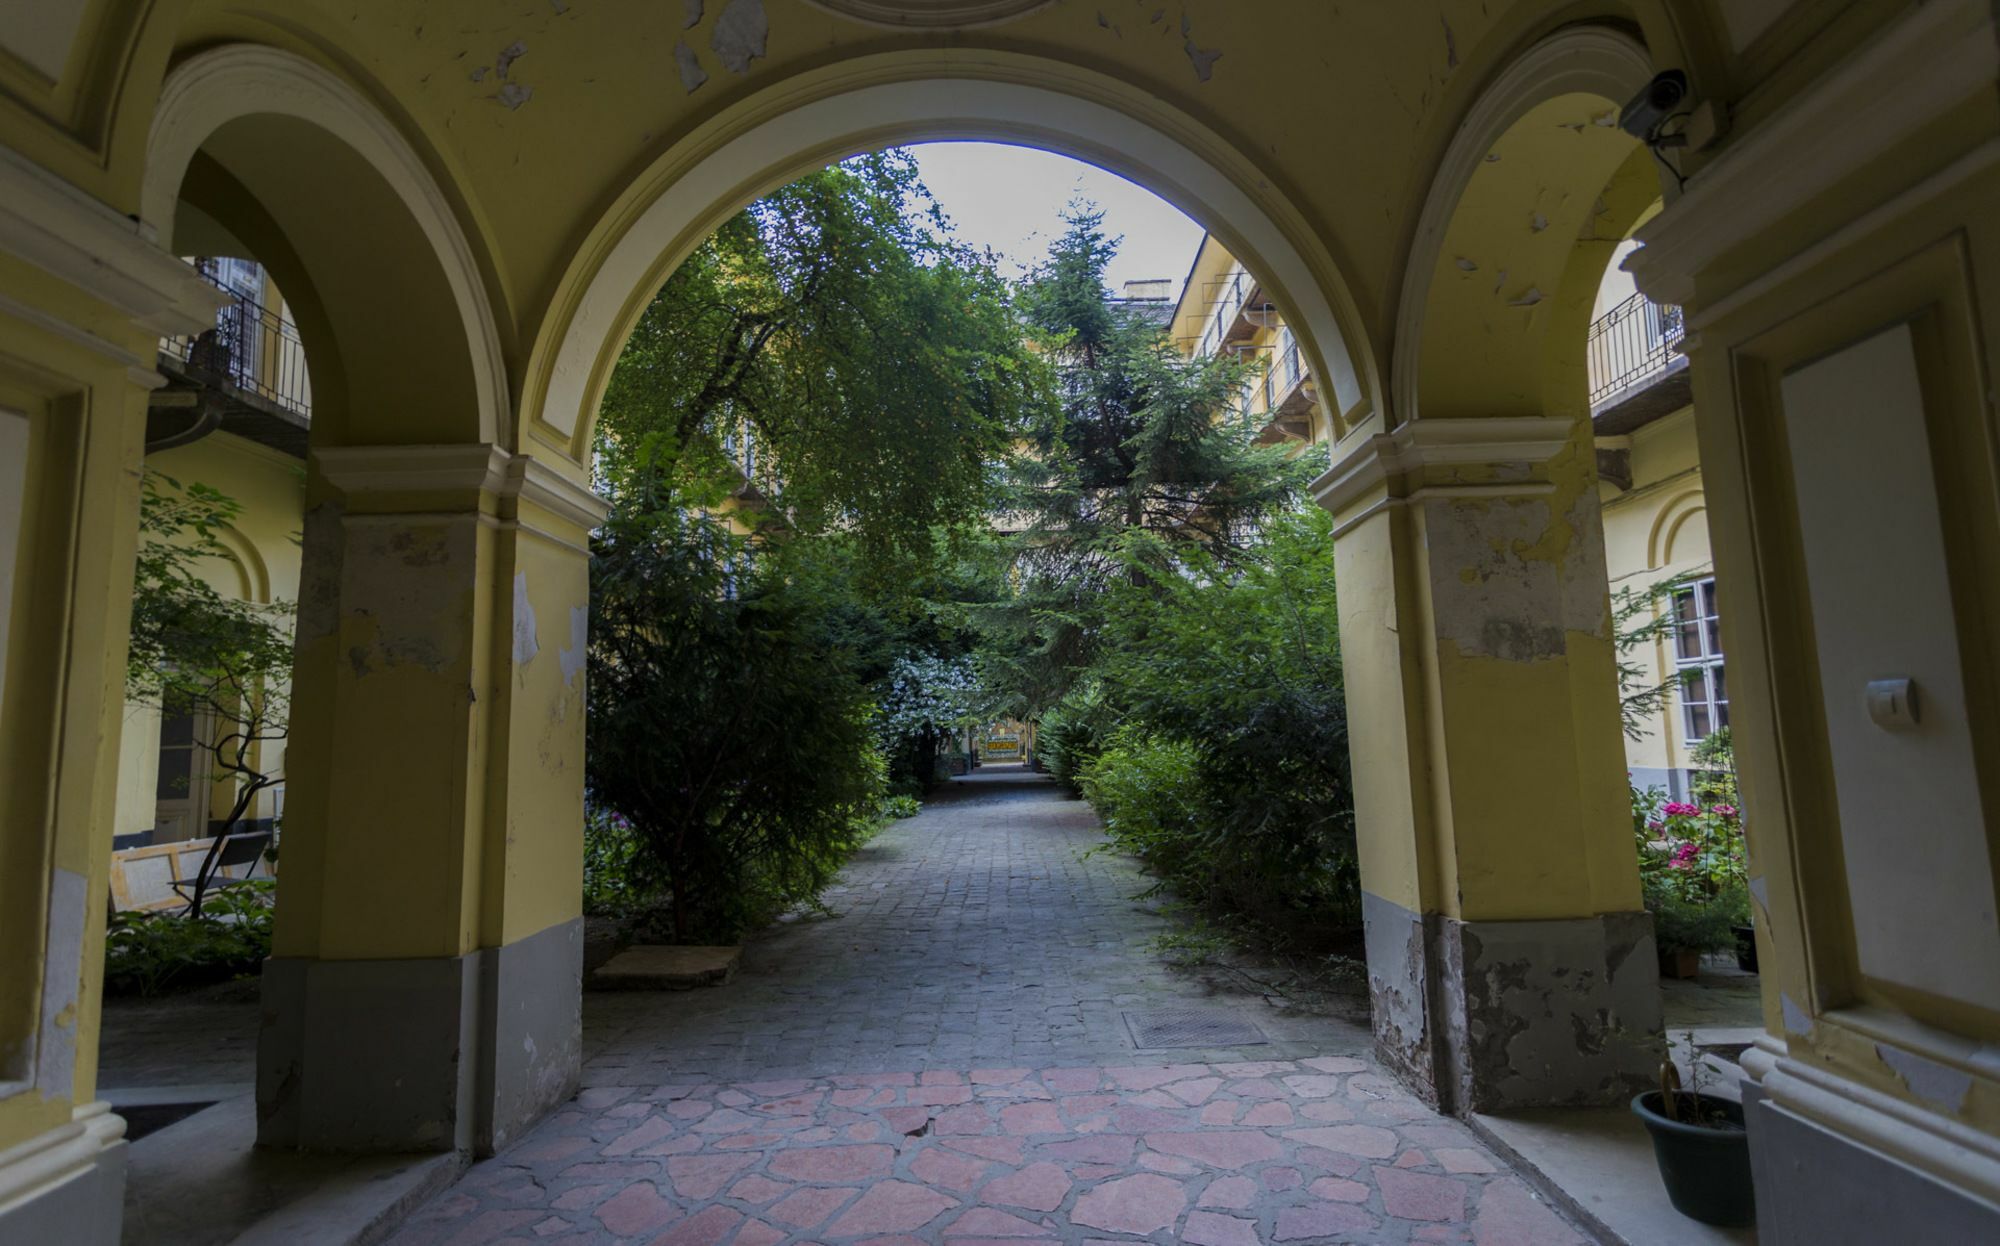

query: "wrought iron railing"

left=1587, top=291, right=1684, bottom=407
left=160, top=259, right=312, bottom=418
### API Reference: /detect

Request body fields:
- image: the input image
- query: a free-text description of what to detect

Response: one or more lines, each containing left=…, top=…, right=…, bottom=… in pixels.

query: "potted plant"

left=1633, top=1060, right=1756, bottom=1226
left=1645, top=880, right=1735, bottom=977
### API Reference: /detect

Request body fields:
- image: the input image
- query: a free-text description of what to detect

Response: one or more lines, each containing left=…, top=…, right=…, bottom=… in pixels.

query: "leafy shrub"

left=1078, top=730, right=1207, bottom=884
left=1632, top=731, right=1752, bottom=953
left=104, top=880, right=275, bottom=996
left=583, top=805, right=651, bottom=917
left=589, top=508, right=888, bottom=944
left=1644, top=876, right=1739, bottom=954
left=1075, top=505, right=1360, bottom=931
left=1037, top=681, right=1115, bottom=791
left=882, top=794, right=922, bottom=820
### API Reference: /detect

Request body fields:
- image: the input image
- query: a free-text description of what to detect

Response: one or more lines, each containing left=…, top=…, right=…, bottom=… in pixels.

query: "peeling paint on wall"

left=343, top=522, right=476, bottom=675
left=1780, top=991, right=1813, bottom=1036
left=712, top=0, right=767, bottom=74
left=36, top=867, right=87, bottom=1099
left=1184, top=40, right=1221, bottom=82
left=495, top=41, right=527, bottom=79
left=684, top=0, right=706, bottom=28
left=514, top=571, right=541, bottom=666
left=674, top=41, right=708, bottom=93
left=1875, top=1043, right=1973, bottom=1112
left=498, top=82, right=533, bottom=110
left=294, top=502, right=344, bottom=647
left=559, top=605, right=587, bottom=686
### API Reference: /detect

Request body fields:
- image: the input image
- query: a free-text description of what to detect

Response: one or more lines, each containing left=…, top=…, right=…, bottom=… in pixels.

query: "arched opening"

left=569, top=127, right=1374, bottom=1045
left=520, top=52, right=1378, bottom=465
left=100, top=46, right=547, bottom=1163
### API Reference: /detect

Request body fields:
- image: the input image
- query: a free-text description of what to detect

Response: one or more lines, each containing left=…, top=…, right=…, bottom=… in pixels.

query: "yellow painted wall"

left=1169, top=233, right=1326, bottom=440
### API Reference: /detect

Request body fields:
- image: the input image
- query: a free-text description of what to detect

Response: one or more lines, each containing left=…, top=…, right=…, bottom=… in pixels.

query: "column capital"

left=311, top=444, right=608, bottom=532
left=0, top=143, right=227, bottom=341
left=1312, top=415, right=1572, bottom=523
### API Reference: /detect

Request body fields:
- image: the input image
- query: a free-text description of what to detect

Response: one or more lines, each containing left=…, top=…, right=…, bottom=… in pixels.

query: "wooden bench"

left=108, top=834, right=274, bottom=913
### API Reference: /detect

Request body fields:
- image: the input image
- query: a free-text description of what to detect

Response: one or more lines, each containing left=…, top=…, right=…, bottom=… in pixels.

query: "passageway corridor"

left=386, top=770, right=1587, bottom=1244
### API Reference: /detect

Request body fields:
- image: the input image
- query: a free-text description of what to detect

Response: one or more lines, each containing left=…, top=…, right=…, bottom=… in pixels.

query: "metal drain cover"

left=1123, top=1008, right=1269, bottom=1049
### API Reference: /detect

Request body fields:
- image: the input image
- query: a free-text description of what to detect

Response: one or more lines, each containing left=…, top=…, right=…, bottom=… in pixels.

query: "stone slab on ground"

left=120, top=1091, right=465, bottom=1246
left=592, top=945, right=742, bottom=990
left=1473, top=1106, right=1758, bottom=1246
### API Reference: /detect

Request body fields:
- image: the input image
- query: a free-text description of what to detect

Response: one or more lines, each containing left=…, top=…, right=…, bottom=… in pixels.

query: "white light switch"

left=1866, top=678, right=1919, bottom=731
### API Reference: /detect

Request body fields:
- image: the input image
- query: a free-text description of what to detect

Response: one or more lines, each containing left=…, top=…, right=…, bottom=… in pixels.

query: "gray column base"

left=257, top=916, right=581, bottom=1155
left=0, top=1105, right=126, bottom=1246
left=1363, top=891, right=1662, bottom=1113
left=1749, top=1094, right=2000, bottom=1243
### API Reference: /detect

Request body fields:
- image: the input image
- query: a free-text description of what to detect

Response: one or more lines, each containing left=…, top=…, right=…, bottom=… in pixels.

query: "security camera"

left=1619, top=69, right=1690, bottom=141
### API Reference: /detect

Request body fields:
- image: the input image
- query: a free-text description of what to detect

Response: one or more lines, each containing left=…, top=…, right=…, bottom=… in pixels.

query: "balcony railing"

left=160, top=259, right=312, bottom=419
left=1587, top=291, right=1684, bottom=407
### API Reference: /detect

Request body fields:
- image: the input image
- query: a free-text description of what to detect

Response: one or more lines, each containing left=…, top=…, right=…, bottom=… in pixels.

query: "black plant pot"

left=1732, top=923, right=1758, bottom=974
left=1632, top=1091, right=1756, bottom=1227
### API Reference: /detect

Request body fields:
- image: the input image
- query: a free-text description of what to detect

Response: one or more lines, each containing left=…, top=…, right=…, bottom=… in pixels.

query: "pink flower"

left=1669, top=841, right=1699, bottom=868
left=1646, top=819, right=1664, bottom=832
left=1663, top=801, right=1701, bottom=817
left=1713, top=804, right=1738, bottom=819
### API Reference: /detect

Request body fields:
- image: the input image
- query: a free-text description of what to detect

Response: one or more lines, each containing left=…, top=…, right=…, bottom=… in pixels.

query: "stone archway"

left=518, top=50, right=1380, bottom=466
left=143, top=44, right=509, bottom=449
left=1320, top=24, right=1675, bottom=1113
left=140, top=45, right=602, bottom=1158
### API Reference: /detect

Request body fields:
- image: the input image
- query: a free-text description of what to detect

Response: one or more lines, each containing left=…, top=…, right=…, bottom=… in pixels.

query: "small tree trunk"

left=187, top=779, right=263, bottom=919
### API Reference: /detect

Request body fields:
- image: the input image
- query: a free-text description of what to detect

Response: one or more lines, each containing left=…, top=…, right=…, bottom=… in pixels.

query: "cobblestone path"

left=391, top=769, right=1592, bottom=1244
left=581, top=768, right=1367, bottom=1086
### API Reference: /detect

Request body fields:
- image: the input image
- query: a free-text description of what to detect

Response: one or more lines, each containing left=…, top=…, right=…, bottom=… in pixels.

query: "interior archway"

left=142, top=44, right=508, bottom=449
left=1395, top=26, right=1663, bottom=427
left=520, top=52, right=1379, bottom=462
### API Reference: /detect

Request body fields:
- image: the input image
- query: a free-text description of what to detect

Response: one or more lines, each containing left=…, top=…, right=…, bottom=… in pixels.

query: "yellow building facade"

left=1171, top=234, right=1331, bottom=448
left=3, top=4, right=1999, bottom=1242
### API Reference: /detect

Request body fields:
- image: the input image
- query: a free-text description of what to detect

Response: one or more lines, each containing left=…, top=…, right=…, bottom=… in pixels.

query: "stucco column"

left=1318, top=415, right=1659, bottom=1113
left=257, top=446, right=604, bottom=1155
left=0, top=168, right=233, bottom=1242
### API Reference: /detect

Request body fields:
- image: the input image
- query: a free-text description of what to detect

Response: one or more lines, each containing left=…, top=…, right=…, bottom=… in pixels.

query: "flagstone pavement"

left=388, top=769, right=1592, bottom=1245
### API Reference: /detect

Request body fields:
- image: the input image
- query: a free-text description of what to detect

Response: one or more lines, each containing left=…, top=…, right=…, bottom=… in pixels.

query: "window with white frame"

left=1672, top=576, right=1727, bottom=741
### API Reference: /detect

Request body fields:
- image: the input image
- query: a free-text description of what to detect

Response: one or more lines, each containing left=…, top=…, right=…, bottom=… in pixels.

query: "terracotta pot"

left=1659, top=947, right=1701, bottom=979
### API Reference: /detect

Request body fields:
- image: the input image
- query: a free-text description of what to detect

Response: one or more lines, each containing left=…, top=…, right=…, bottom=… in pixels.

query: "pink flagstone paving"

left=386, top=1060, right=1588, bottom=1245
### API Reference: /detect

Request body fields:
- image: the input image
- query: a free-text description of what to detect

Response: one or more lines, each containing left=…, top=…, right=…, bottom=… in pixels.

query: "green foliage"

left=1611, top=567, right=1711, bottom=741
left=104, top=880, right=275, bottom=996
left=985, top=203, right=1308, bottom=715
left=1035, top=680, right=1116, bottom=790
left=1073, top=505, right=1358, bottom=927
left=1644, top=879, right=1740, bottom=955
left=597, top=150, right=1047, bottom=582
left=126, top=473, right=296, bottom=915
left=586, top=507, right=888, bottom=943
left=1633, top=731, right=1751, bottom=951
left=881, top=794, right=923, bottom=820
left=1077, top=729, right=1208, bottom=883
left=582, top=805, right=650, bottom=917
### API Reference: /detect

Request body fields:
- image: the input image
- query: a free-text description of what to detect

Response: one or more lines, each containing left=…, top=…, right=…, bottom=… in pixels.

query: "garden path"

left=389, top=767, right=1592, bottom=1244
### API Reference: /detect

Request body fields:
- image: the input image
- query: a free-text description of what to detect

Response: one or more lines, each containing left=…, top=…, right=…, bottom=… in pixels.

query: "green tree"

left=585, top=506, right=884, bottom=943
left=126, top=474, right=294, bottom=916
left=1086, top=504, right=1357, bottom=923
left=597, top=149, right=1048, bottom=580
left=990, top=203, right=1307, bottom=713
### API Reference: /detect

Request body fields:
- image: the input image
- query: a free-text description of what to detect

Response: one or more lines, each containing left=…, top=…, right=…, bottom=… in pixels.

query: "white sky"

left=907, top=142, right=1205, bottom=299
